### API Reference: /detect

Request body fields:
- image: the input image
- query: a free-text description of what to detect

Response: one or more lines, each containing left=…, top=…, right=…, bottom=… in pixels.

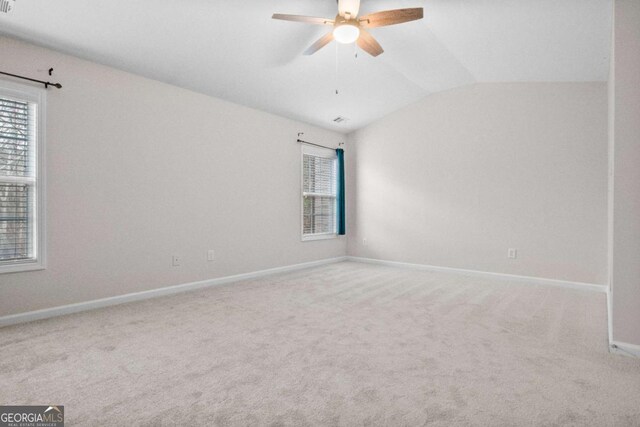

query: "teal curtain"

left=336, top=148, right=346, bottom=235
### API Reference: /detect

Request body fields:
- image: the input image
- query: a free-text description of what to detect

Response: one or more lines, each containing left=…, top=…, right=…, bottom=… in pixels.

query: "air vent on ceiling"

left=333, top=116, right=348, bottom=124
left=0, top=0, right=15, bottom=14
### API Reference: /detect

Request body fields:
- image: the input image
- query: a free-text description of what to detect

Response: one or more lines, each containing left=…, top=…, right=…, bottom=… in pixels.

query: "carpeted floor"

left=1, top=261, right=639, bottom=426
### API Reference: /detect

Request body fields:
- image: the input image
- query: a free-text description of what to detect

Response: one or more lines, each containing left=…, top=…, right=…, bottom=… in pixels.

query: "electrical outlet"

left=207, top=250, right=215, bottom=261
left=0, top=0, right=16, bottom=14
left=507, top=248, right=517, bottom=259
left=172, top=255, right=181, bottom=267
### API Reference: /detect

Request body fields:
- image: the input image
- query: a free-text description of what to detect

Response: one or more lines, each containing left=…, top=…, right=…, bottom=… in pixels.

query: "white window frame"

left=0, top=80, right=46, bottom=274
left=301, top=145, right=338, bottom=241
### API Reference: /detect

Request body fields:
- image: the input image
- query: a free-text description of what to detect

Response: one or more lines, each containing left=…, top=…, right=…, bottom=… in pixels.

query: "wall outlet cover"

left=0, top=0, right=16, bottom=14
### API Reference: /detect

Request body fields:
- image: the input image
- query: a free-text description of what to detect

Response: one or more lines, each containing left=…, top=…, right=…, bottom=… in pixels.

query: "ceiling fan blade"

left=359, top=8, right=424, bottom=28
left=338, top=0, right=361, bottom=18
left=272, top=14, right=334, bottom=25
left=304, top=32, right=335, bottom=55
left=357, top=30, right=384, bottom=57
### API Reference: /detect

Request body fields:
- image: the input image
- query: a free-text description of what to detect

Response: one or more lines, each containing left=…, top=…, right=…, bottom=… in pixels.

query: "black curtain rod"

left=297, top=132, right=344, bottom=151
left=0, top=71, right=62, bottom=89
left=297, top=139, right=338, bottom=151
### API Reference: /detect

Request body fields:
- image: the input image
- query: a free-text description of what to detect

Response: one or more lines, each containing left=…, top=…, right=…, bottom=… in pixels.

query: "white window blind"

left=0, top=82, right=44, bottom=273
left=302, top=148, right=337, bottom=239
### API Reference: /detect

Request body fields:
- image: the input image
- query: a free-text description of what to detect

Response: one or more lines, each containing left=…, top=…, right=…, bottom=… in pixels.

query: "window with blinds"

left=0, top=82, right=44, bottom=273
left=302, top=147, right=337, bottom=239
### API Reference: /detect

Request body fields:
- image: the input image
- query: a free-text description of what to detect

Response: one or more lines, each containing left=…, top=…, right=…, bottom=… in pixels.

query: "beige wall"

left=610, top=0, right=640, bottom=346
left=347, top=83, right=608, bottom=285
left=0, top=36, right=619, bottom=324
left=0, top=37, right=346, bottom=316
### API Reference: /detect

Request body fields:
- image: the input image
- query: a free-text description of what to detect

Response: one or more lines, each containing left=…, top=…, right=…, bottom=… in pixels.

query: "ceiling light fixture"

left=272, top=0, right=424, bottom=56
left=333, top=22, right=360, bottom=44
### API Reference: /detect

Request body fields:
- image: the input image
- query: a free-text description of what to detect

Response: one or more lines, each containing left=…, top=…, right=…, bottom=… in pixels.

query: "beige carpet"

left=1, top=261, right=639, bottom=426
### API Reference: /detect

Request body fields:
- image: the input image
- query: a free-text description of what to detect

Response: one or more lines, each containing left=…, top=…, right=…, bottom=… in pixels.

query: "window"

left=302, top=146, right=337, bottom=240
left=0, top=81, right=46, bottom=273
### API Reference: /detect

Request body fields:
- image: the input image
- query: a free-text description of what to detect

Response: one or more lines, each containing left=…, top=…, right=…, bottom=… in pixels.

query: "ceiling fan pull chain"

left=335, top=42, right=339, bottom=95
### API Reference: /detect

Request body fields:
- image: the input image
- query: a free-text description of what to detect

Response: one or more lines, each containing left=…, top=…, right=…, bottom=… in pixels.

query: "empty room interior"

left=1, top=0, right=639, bottom=425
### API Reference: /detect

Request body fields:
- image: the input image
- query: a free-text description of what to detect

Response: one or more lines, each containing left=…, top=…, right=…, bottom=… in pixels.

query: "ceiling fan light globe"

left=333, top=23, right=360, bottom=44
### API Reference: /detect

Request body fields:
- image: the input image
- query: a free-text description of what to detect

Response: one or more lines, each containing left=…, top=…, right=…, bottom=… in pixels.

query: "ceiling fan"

left=272, top=0, right=424, bottom=57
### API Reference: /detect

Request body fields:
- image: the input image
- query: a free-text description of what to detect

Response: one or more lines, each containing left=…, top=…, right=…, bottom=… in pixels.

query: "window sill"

left=302, top=233, right=338, bottom=242
left=0, top=260, right=45, bottom=275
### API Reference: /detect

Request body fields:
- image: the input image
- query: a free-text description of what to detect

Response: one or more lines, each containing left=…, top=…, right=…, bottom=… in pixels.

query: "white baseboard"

left=607, top=287, right=640, bottom=359
left=606, top=285, right=613, bottom=344
left=0, top=255, right=610, bottom=328
left=347, top=256, right=607, bottom=293
left=610, top=341, right=640, bottom=358
left=0, top=256, right=347, bottom=328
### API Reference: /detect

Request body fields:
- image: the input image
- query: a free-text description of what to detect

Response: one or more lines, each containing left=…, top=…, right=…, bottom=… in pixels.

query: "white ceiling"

left=0, top=0, right=612, bottom=133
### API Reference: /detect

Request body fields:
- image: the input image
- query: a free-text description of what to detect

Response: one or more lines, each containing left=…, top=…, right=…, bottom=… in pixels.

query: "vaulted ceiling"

left=0, top=0, right=612, bottom=132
